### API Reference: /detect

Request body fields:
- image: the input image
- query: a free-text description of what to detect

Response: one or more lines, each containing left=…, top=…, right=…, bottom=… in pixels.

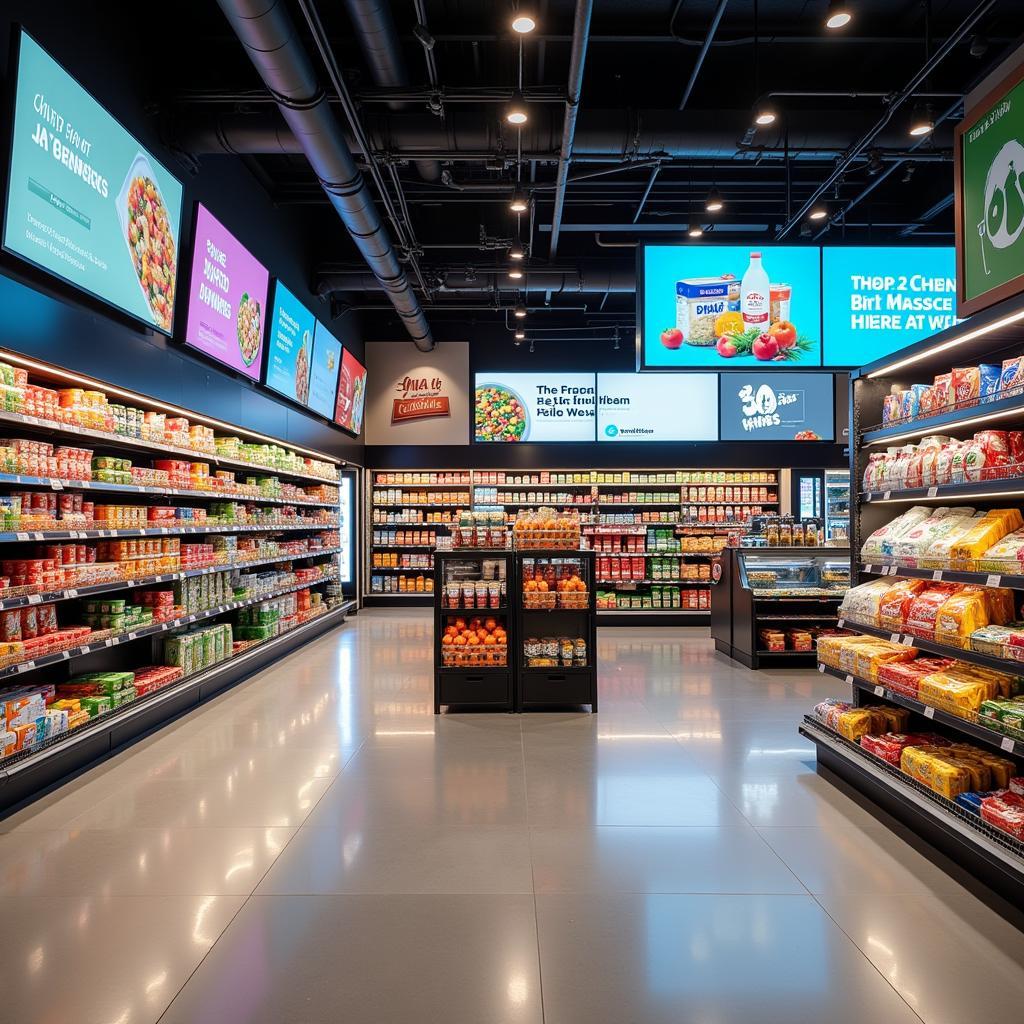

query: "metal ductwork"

left=175, top=106, right=943, bottom=162
left=214, top=0, right=434, bottom=351
left=342, top=0, right=441, bottom=181
left=316, top=266, right=635, bottom=297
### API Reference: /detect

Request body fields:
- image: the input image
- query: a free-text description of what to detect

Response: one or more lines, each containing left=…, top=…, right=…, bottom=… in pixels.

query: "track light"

left=514, top=303, right=527, bottom=318
left=529, top=339, right=535, bottom=353
left=509, top=189, right=528, bottom=213
left=705, top=188, right=724, bottom=213
left=687, top=221, right=704, bottom=238
left=908, top=102, right=934, bottom=137
left=514, top=330, right=525, bottom=344
left=825, top=0, right=852, bottom=30
left=809, top=204, right=828, bottom=221
left=752, top=97, right=777, bottom=127
left=508, top=267, right=524, bottom=280
left=867, top=150, right=883, bottom=175
left=505, top=91, right=528, bottom=125
left=509, top=243, right=525, bottom=260
left=902, top=162, right=916, bottom=184
left=512, top=13, right=536, bottom=33
left=799, top=222, right=813, bottom=238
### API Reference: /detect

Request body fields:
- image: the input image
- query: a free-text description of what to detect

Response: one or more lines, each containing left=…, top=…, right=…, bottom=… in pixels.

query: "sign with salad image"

left=3, top=30, right=184, bottom=334
left=474, top=373, right=596, bottom=442
left=264, top=281, right=315, bottom=406
left=641, top=245, right=822, bottom=369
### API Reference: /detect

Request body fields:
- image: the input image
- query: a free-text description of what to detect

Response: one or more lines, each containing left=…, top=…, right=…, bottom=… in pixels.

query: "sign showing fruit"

left=642, top=244, right=822, bottom=369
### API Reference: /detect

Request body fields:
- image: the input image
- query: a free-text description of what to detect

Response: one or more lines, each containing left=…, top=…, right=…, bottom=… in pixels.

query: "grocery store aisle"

left=2, top=609, right=1024, bottom=1023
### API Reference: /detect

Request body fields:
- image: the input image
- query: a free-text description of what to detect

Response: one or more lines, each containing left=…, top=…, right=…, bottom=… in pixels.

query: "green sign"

left=957, top=68, right=1024, bottom=317
left=2, top=31, right=183, bottom=334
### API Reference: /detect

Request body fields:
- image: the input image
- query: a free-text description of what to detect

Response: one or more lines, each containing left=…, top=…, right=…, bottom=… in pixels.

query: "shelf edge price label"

left=901, top=635, right=915, bottom=646
left=1001, top=737, right=1015, bottom=753
left=927, top=486, right=938, bottom=498
left=932, top=570, right=943, bottom=582
left=924, top=706, right=935, bottom=719
left=864, top=565, right=873, bottom=575
left=817, top=663, right=825, bottom=673
left=986, top=574, right=1002, bottom=588
left=874, top=685, right=884, bottom=696
left=890, top=632, right=900, bottom=643
left=883, top=490, right=891, bottom=500
left=837, top=618, right=844, bottom=628
left=49, top=479, right=63, bottom=491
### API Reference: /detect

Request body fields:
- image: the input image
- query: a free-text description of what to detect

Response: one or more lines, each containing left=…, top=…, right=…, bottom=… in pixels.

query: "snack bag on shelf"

left=861, top=731, right=946, bottom=766
left=968, top=623, right=1024, bottom=658
left=980, top=363, right=1003, bottom=403
left=979, top=698, right=1024, bottom=734
left=949, top=509, right=1022, bottom=568
left=980, top=791, right=1024, bottom=840
left=933, top=590, right=989, bottom=648
left=918, top=672, right=992, bottom=714
left=812, top=698, right=853, bottom=731
left=1000, top=357, right=1024, bottom=399
left=917, top=511, right=984, bottom=568
left=930, top=373, right=953, bottom=412
left=976, top=531, right=1024, bottom=572
left=834, top=707, right=879, bottom=741
left=877, top=657, right=952, bottom=698
left=952, top=367, right=982, bottom=408
left=901, top=746, right=972, bottom=798
left=889, top=507, right=969, bottom=565
left=860, top=506, right=931, bottom=562
left=878, top=579, right=928, bottom=633
left=904, top=584, right=961, bottom=638
left=838, top=579, right=892, bottom=626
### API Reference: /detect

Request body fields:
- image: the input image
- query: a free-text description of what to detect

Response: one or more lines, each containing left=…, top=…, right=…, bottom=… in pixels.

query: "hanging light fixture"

left=508, top=267, right=524, bottom=280
left=809, top=204, right=828, bottom=221
left=514, top=330, right=525, bottom=344
left=825, top=0, right=853, bottom=30
left=509, top=243, right=525, bottom=260
left=529, top=339, right=535, bottom=353
left=511, top=12, right=536, bottom=33
left=752, top=97, right=777, bottom=127
left=687, top=221, right=704, bottom=238
left=505, top=90, right=528, bottom=125
left=908, top=102, right=935, bottom=137
left=514, top=303, right=527, bottom=318
left=705, top=188, right=724, bottom=213
left=509, top=189, right=528, bottom=213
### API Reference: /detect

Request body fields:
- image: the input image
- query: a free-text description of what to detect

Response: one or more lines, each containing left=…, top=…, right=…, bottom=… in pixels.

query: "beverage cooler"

left=824, top=469, right=850, bottom=543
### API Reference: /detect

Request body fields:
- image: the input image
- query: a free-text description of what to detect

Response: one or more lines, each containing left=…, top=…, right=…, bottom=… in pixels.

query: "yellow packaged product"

left=974, top=585, right=1017, bottom=626
left=863, top=703, right=910, bottom=732
left=835, top=708, right=881, bottom=742
left=955, top=750, right=1015, bottom=789
left=951, top=663, right=1018, bottom=698
left=835, top=636, right=894, bottom=674
left=933, top=591, right=989, bottom=648
left=878, top=579, right=928, bottom=633
left=816, top=634, right=866, bottom=669
left=901, top=746, right=971, bottom=798
left=950, top=512, right=1020, bottom=568
left=853, top=646, right=917, bottom=682
left=918, top=672, right=991, bottom=713
left=943, top=755, right=991, bottom=791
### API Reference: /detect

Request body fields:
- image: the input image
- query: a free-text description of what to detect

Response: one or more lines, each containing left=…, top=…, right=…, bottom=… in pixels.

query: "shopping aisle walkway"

left=2, top=610, right=1023, bottom=1023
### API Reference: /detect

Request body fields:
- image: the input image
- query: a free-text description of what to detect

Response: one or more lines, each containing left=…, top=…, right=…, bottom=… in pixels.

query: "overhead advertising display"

left=184, top=204, right=269, bottom=380
left=474, top=373, right=596, bottom=442
left=307, top=321, right=343, bottom=418
left=719, top=372, right=835, bottom=442
left=822, top=247, right=957, bottom=366
left=334, top=348, right=367, bottom=435
left=264, top=282, right=315, bottom=406
left=3, top=31, right=184, bottom=335
left=955, top=66, right=1024, bottom=316
left=640, top=244, right=822, bottom=370
left=596, top=373, right=718, bottom=441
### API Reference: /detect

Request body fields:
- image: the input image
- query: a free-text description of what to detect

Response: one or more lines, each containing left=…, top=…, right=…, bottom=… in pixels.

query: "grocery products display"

left=0, top=351, right=350, bottom=811
left=369, top=468, right=780, bottom=619
left=711, top=548, right=851, bottom=668
left=802, top=308, right=1024, bottom=910
left=825, top=469, right=850, bottom=542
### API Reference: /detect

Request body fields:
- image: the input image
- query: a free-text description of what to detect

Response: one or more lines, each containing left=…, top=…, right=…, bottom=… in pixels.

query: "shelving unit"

left=367, top=468, right=780, bottom=622
left=804, top=294, right=1024, bottom=909
left=0, top=350, right=353, bottom=812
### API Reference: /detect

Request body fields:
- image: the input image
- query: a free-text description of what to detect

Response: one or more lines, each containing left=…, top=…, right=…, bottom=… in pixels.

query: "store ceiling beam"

left=677, top=0, right=728, bottom=112
left=900, top=193, right=955, bottom=236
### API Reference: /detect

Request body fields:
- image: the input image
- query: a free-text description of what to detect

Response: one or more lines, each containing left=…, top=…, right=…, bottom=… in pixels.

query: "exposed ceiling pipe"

left=632, top=164, right=661, bottom=222
left=549, top=0, right=593, bottom=258
left=900, top=193, right=955, bottom=236
left=214, top=0, right=433, bottom=350
left=678, top=0, right=728, bottom=111
left=342, top=0, right=441, bottom=181
left=316, top=266, right=635, bottom=296
left=776, top=0, right=995, bottom=239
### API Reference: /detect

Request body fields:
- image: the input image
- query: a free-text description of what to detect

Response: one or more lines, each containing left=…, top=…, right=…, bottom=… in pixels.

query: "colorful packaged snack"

left=1001, top=356, right=1024, bottom=399
left=882, top=393, right=902, bottom=424
left=898, top=389, right=917, bottom=420
left=933, top=591, right=989, bottom=647
left=904, top=584, right=960, bottom=638
left=980, top=363, right=1003, bottom=403
left=980, top=791, right=1024, bottom=839
left=930, top=373, right=953, bottom=410
left=952, top=366, right=982, bottom=408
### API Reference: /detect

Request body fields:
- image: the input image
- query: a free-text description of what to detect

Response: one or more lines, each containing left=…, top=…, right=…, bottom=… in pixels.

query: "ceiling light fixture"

left=509, top=189, right=528, bottom=213
left=505, top=91, right=528, bottom=125
left=509, top=243, right=525, bottom=260
left=512, top=13, right=536, bottom=33
left=752, top=97, right=777, bottom=127
left=825, top=0, right=853, bottom=30
left=514, top=303, right=527, bottom=318
left=508, top=267, right=524, bottom=280
left=705, top=188, right=724, bottom=213
left=809, top=204, right=828, bottom=221
left=687, top=221, right=704, bottom=238
left=529, top=339, right=535, bottom=353
left=867, top=150, right=884, bottom=175
left=514, top=330, right=525, bottom=344
left=908, top=101, right=935, bottom=137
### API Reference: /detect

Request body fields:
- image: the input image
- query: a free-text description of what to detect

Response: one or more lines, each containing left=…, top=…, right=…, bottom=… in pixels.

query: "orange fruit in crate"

left=524, top=579, right=538, bottom=592
left=469, top=617, right=482, bottom=630
left=484, top=634, right=496, bottom=645
left=484, top=617, right=498, bottom=632
left=442, top=634, right=454, bottom=645
left=445, top=625, right=459, bottom=638
left=453, top=635, right=467, bottom=646
left=454, top=618, right=467, bottom=631
left=537, top=579, right=549, bottom=592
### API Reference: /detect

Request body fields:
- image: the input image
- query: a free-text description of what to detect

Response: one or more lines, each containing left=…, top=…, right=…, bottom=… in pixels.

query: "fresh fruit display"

left=440, top=615, right=508, bottom=667
left=511, top=508, right=581, bottom=550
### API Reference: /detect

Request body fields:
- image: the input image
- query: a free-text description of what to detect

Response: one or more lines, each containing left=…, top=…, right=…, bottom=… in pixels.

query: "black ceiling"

left=156, top=0, right=1019, bottom=342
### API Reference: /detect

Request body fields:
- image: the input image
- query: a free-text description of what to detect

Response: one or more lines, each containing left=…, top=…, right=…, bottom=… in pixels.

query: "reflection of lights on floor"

left=506, top=974, right=529, bottom=1005
left=374, top=729, right=435, bottom=737
left=192, top=895, right=218, bottom=946
left=27, top=945, right=44, bottom=973
left=669, top=730, right=722, bottom=741
left=145, top=970, right=168, bottom=995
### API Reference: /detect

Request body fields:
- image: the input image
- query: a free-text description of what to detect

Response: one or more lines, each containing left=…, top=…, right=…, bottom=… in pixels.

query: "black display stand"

left=711, top=547, right=849, bottom=668
left=433, top=549, right=514, bottom=712
left=432, top=548, right=597, bottom=713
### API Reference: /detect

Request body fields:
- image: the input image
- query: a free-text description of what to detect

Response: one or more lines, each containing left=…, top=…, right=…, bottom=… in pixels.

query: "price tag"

left=15, top=532, right=29, bottom=542
left=31, top=532, right=43, bottom=541
left=26, top=594, right=41, bottom=605
left=817, top=664, right=826, bottom=673
left=923, top=706, right=935, bottom=719
left=885, top=565, right=896, bottom=576
left=883, top=490, right=891, bottom=500
left=104, top=638, right=114, bottom=647
left=890, top=632, right=900, bottom=643
left=837, top=618, right=845, bottom=628
left=845, top=674, right=854, bottom=685
left=864, top=564, right=873, bottom=574
left=874, top=685, right=884, bottom=696
left=61, top=650, right=70, bottom=660
left=1001, top=737, right=1015, bottom=753
left=927, top=486, right=938, bottom=498
left=932, top=570, right=943, bottom=582
left=987, top=574, right=1002, bottom=588
left=901, top=635, right=915, bottom=646
left=49, top=479, right=63, bottom=491
left=128, top=632, right=137, bottom=641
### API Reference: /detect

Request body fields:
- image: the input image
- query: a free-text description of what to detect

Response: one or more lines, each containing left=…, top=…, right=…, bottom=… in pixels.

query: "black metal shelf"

left=0, top=521, right=336, bottom=543
left=817, top=663, right=1023, bottom=756
left=862, top=476, right=1024, bottom=504
left=859, top=561, right=1024, bottom=590
left=860, top=391, right=1024, bottom=446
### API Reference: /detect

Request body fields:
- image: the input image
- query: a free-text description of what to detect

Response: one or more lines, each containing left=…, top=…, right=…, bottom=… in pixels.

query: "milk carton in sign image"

left=643, top=244, right=822, bottom=368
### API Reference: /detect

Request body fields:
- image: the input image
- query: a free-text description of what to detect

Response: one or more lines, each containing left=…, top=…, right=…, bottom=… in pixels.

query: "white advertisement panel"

left=474, top=373, right=596, bottom=442
left=597, top=373, right=718, bottom=441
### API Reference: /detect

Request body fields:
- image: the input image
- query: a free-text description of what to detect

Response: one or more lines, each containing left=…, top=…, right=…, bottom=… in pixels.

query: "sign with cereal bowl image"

left=641, top=244, right=822, bottom=369
left=474, top=373, right=596, bottom=442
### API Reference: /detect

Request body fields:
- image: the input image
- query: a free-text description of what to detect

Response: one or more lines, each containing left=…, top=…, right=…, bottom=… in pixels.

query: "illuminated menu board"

left=596, top=374, right=718, bottom=441
left=474, top=373, right=596, bottom=442
left=264, top=281, right=315, bottom=406
left=307, top=321, right=343, bottom=418
left=335, top=348, right=367, bottom=435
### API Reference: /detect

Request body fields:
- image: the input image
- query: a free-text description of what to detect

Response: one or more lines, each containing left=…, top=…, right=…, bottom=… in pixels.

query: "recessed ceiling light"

left=514, top=303, right=527, bottom=318
left=512, top=13, right=536, bottom=33
left=809, top=205, right=828, bottom=221
left=705, top=188, right=724, bottom=213
left=509, top=189, right=528, bottom=213
left=508, top=267, right=524, bottom=280
left=908, top=101, right=935, bottom=137
left=505, top=91, right=528, bottom=125
left=825, top=0, right=853, bottom=30
left=752, top=98, right=777, bottom=126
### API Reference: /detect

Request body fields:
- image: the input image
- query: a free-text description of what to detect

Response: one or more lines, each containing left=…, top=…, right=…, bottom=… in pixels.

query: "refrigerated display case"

left=711, top=547, right=850, bottom=668
left=825, top=469, right=850, bottom=543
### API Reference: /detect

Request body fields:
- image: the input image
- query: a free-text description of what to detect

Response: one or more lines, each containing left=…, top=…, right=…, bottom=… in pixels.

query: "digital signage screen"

left=596, top=373, right=718, bottom=441
left=640, top=244, right=822, bottom=370
left=719, top=372, right=835, bottom=442
left=474, top=373, right=596, bottom=442
left=307, top=320, right=343, bottom=418
left=335, top=348, right=367, bottom=435
left=822, top=246, right=958, bottom=366
left=264, top=281, right=316, bottom=406
left=183, top=204, right=269, bottom=381
left=3, top=31, right=184, bottom=335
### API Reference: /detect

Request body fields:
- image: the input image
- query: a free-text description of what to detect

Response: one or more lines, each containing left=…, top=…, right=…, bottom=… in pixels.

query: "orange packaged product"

left=933, top=590, right=989, bottom=648
left=878, top=579, right=928, bottom=633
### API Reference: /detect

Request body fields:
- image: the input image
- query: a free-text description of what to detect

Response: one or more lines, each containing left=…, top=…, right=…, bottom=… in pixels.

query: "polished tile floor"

left=3, top=609, right=1024, bottom=1023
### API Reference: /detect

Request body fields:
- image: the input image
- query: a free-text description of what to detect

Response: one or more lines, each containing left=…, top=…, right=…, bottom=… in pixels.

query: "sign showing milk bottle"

left=741, top=252, right=771, bottom=333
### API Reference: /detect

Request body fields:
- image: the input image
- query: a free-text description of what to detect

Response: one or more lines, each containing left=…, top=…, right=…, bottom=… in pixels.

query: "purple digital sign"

left=184, top=204, right=270, bottom=381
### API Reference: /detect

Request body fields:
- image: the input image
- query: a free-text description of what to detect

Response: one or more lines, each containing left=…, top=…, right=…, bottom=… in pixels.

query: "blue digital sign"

left=821, top=246, right=957, bottom=366
left=719, top=372, right=834, bottom=442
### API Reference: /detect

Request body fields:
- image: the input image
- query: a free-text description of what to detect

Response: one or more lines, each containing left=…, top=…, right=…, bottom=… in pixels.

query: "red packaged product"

left=35, top=603, right=58, bottom=635
left=905, top=585, right=959, bottom=639
left=0, top=609, right=22, bottom=643
left=980, top=791, right=1024, bottom=840
left=952, top=366, right=981, bottom=408
left=19, top=606, right=38, bottom=640
left=968, top=430, right=1012, bottom=482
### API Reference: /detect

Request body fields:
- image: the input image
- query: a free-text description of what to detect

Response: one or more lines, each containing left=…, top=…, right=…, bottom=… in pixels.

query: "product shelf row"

left=0, top=521, right=337, bottom=543
left=859, top=562, right=1024, bottom=591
